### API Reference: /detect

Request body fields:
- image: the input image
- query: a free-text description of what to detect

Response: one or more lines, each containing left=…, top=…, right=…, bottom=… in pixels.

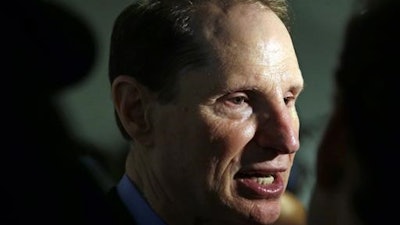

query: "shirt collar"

left=116, top=174, right=167, bottom=225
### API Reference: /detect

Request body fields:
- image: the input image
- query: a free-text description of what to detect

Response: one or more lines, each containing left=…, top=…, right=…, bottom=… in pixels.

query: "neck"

left=125, top=147, right=195, bottom=225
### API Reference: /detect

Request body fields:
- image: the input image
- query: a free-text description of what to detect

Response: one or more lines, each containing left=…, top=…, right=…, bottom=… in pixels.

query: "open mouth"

left=234, top=171, right=283, bottom=198
left=234, top=172, right=275, bottom=185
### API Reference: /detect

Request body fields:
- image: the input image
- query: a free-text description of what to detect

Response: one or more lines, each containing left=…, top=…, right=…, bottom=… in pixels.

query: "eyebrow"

left=289, top=70, right=305, bottom=95
left=291, top=84, right=304, bottom=95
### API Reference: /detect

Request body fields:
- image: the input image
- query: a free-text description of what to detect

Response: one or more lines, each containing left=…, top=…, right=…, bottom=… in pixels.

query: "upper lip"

left=234, top=165, right=288, bottom=178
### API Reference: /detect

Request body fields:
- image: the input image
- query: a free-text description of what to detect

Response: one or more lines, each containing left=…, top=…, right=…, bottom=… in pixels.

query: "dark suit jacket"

left=107, top=186, right=138, bottom=225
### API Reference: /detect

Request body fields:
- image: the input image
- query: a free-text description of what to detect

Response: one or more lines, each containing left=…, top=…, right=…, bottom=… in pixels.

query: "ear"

left=111, top=75, right=154, bottom=146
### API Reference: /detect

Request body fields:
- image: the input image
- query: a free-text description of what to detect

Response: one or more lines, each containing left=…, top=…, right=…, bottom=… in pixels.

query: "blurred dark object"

left=6, top=0, right=96, bottom=93
left=2, top=1, right=115, bottom=224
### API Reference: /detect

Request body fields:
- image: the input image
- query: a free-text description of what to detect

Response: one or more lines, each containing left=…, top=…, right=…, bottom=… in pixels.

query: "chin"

left=236, top=199, right=282, bottom=225
left=253, top=204, right=281, bottom=225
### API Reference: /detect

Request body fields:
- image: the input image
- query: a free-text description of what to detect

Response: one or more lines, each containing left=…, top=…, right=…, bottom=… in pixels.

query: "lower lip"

left=236, top=177, right=284, bottom=199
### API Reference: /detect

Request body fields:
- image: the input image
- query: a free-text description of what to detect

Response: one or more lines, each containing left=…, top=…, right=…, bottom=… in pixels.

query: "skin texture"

left=112, top=2, right=303, bottom=225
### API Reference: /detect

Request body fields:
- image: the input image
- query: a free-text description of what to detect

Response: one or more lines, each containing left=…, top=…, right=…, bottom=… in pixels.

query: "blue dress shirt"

left=116, top=174, right=167, bottom=225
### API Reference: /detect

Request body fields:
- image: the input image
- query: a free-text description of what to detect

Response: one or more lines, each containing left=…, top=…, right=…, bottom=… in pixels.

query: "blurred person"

left=3, top=0, right=115, bottom=224
left=307, top=0, right=400, bottom=224
left=107, top=0, right=304, bottom=224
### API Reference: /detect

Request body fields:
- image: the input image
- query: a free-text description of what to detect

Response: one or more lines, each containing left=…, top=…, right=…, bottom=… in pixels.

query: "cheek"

left=151, top=111, right=213, bottom=199
left=200, top=117, right=257, bottom=198
left=223, top=123, right=256, bottom=154
left=206, top=116, right=256, bottom=154
left=290, top=108, right=300, bottom=135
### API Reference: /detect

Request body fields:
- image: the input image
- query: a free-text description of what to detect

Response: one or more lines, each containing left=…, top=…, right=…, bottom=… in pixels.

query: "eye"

left=285, top=85, right=303, bottom=106
left=224, top=93, right=249, bottom=107
left=284, top=94, right=295, bottom=106
left=229, top=96, right=248, bottom=105
left=215, top=92, right=253, bottom=119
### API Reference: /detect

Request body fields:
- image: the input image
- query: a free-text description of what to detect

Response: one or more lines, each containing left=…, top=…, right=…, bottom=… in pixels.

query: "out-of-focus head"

left=9, top=0, right=96, bottom=95
left=110, top=0, right=303, bottom=224
left=335, top=0, right=400, bottom=223
left=310, top=1, right=400, bottom=224
left=336, top=0, right=400, bottom=134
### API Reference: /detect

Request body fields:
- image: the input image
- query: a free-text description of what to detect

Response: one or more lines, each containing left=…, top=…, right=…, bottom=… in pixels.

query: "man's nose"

left=254, top=106, right=300, bottom=154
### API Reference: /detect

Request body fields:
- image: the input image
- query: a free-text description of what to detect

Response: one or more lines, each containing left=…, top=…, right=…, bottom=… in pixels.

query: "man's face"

left=148, top=2, right=303, bottom=225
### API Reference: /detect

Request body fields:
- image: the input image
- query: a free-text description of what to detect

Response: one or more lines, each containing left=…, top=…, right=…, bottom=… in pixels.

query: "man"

left=108, top=0, right=304, bottom=224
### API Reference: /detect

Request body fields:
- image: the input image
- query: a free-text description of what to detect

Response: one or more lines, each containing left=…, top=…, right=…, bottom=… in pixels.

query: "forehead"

left=189, top=3, right=300, bottom=81
left=172, top=2, right=302, bottom=102
left=191, top=1, right=294, bottom=63
left=194, top=2, right=271, bottom=43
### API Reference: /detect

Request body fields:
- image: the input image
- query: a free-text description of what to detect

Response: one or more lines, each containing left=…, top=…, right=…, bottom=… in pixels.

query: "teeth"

left=251, top=175, right=274, bottom=185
